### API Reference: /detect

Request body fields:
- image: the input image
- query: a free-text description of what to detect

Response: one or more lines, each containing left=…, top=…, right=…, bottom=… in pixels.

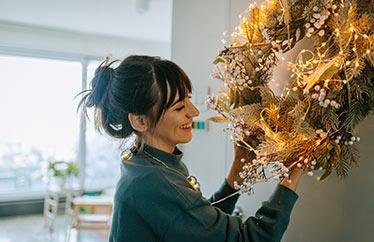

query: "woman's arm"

left=163, top=182, right=299, bottom=242
left=132, top=163, right=299, bottom=242
left=280, top=167, right=304, bottom=192
left=226, top=144, right=248, bottom=189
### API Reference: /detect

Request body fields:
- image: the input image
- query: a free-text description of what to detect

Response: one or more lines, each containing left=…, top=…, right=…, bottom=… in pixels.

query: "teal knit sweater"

left=109, top=145, right=298, bottom=242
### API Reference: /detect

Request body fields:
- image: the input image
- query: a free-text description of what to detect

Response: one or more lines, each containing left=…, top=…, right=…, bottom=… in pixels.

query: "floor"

left=0, top=214, right=107, bottom=242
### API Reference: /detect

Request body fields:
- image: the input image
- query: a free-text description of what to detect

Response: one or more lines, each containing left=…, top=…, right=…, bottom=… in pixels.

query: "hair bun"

left=86, top=65, right=113, bottom=107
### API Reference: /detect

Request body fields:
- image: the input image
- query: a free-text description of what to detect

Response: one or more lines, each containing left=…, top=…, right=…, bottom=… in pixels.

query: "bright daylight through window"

left=0, top=55, right=81, bottom=199
left=0, top=56, right=120, bottom=201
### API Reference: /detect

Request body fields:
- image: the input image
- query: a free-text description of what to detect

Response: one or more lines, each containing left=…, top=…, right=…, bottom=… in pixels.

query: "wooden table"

left=71, top=196, right=113, bottom=230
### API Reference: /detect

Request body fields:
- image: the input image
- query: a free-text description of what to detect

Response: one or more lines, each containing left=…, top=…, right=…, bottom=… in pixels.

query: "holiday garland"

left=209, top=0, right=373, bottom=193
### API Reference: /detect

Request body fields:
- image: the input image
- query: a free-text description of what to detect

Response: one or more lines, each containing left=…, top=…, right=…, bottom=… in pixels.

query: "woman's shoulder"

left=115, top=157, right=159, bottom=200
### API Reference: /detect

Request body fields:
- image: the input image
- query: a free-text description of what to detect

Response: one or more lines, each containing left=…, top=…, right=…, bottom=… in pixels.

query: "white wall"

left=171, top=0, right=231, bottom=195
left=171, top=1, right=374, bottom=242
left=0, top=20, right=170, bottom=60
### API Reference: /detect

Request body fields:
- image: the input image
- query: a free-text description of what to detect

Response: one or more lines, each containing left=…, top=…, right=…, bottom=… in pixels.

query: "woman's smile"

left=180, top=122, right=193, bottom=131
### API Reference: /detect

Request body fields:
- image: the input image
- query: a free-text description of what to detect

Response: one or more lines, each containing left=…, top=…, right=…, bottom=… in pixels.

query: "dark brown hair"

left=78, top=55, right=192, bottom=140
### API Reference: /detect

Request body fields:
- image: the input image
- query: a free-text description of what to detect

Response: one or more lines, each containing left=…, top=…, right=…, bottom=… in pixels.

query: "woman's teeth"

left=180, top=123, right=192, bottom=129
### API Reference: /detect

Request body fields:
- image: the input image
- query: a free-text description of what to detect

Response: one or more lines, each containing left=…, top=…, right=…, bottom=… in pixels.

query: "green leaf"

left=320, top=167, right=332, bottom=180
left=213, top=57, right=225, bottom=65
left=217, top=98, right=231, bottom=113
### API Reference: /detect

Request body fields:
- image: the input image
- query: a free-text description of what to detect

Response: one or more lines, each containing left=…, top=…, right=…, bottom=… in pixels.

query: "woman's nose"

left=186, top=100, right=200, bottom=118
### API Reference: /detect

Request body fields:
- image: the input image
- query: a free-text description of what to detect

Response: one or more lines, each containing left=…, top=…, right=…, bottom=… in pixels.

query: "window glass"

left=0, top=55, right=81, bottom=199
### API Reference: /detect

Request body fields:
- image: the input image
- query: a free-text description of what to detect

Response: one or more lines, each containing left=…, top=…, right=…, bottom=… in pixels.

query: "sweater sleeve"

left=162, top=181, right=298, bottom=242
left=133, top=170, right=298, bottom=242
left=209, top=179, right=240, bottom=214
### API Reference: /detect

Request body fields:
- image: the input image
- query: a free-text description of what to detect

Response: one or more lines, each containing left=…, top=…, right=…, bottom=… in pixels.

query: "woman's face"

left=145, top=94, right=200, bottom=153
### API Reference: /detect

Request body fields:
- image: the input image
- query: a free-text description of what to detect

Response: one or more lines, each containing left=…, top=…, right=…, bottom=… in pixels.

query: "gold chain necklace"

left=143, top=150, right=241, bottom=205
left=143, top=150, right=201, bottom=192
left=122, top=148, right=240, bottom=204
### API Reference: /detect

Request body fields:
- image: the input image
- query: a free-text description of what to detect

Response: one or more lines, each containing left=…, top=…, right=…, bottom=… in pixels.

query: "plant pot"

left=53, top=176, right=66, bottom=189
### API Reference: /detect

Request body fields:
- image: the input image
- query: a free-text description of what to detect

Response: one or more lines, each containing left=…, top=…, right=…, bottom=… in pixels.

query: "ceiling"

left=0, top=0, right=172, bottom=42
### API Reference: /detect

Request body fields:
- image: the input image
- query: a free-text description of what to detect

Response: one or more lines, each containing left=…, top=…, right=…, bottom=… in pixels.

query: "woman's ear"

left=128, top=113, right=149, bottom=132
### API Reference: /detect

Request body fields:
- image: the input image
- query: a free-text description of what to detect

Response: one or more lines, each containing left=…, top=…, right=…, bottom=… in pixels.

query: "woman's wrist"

left=280, top=167, right=304, bottom=192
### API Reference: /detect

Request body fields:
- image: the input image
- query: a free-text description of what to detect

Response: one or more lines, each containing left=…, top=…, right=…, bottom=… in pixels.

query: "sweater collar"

left=142, top=144, right=183, bottom=165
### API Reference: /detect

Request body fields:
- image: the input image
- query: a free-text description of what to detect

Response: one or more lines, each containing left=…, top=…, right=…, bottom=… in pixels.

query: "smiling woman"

left=78, top=55, right=303, bottom=242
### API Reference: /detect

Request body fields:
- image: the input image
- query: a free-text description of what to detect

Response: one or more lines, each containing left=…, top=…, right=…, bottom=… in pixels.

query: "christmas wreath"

left=209, top=0, right=373, bottom=193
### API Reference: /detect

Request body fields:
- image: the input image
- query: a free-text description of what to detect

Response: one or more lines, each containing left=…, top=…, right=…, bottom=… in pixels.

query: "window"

left=0, top=55, right=81, bottom=199
left=0, top=55, right=125, bottom=201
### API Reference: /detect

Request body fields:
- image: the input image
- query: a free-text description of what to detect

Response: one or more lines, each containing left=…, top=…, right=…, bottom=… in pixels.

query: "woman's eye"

left=175, top=105, right=185, bottom=111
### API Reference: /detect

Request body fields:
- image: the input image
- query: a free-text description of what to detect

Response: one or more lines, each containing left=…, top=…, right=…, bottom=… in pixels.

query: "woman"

left=79, top=55, right=303, bottom=242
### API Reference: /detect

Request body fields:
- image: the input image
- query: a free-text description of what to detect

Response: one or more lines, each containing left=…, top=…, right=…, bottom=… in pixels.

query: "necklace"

left=122, top=148, right=239, bottom=204
left=143, top=150, right=240, bottom=204
left=143, top=150, right=201, bottom=192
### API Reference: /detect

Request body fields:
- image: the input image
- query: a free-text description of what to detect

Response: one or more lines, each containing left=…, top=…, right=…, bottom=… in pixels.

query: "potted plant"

left=47, top=161, right=79, bottom=189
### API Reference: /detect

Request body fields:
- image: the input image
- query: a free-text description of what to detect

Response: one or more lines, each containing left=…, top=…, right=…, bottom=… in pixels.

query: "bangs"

left=152, top=60, right=192, bottom=123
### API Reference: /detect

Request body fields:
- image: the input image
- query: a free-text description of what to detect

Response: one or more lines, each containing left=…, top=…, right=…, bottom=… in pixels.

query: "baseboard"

left=0, top=199, right=44, bottom=217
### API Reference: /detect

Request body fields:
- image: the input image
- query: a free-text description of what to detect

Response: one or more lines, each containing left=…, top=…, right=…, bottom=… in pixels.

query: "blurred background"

left=0, top=0, right=373, bottom=242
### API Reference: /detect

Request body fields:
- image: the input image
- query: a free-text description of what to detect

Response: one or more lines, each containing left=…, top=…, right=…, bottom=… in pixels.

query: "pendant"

left=187, top=176, right=200, bottom=191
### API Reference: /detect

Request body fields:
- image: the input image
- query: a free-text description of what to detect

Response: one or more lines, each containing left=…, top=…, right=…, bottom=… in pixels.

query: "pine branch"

left=336, top=144, right=360, bottom=178
left=336, top=157, right=351, bottom=178
left=342, top=96, right=371, bottom=129
left=321, top=108, right=340, bottom=131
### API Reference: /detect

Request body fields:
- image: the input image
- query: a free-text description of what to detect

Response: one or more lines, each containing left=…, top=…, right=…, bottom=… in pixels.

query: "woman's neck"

left=144, top=138, right=175, bottom=154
